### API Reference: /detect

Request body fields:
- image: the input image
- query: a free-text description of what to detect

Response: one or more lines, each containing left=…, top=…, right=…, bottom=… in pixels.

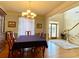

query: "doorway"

left=49, top=23, right=57, bottom=39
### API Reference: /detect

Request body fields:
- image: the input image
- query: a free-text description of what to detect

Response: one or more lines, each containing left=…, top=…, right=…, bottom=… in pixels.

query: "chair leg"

left=32, top=46, right=45, bottom=58
left=20, top=48, right=24, bottom=57
left=8, top=51, right=10, bottom=58
left=8, top=49, right=24, bottom=58
left=43, top=47, right=45, bottom=58
left=8, top=50, right=13, bottom=58
left=14, top=49, right=24, bottom=58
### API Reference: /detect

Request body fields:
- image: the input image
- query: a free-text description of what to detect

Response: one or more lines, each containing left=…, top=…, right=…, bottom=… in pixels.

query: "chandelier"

left=22, top=1, right=37, bottom=19
left=22, top=10, right=37, bottom=19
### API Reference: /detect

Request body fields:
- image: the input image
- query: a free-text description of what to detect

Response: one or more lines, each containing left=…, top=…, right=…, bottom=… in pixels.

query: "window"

left=18, top=17, right=35, bottom=36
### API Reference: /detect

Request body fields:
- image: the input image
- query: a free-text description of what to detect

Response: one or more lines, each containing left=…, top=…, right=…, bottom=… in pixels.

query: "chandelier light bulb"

left=22, top=12, right=27, bottom=16
left=27, top=10, right=31, bottom=13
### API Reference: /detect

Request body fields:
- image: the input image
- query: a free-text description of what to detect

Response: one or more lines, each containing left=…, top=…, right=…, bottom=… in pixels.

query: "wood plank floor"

left=1, top=40, right=79, bottom=58
left=24, top=40, right=79, bottom=58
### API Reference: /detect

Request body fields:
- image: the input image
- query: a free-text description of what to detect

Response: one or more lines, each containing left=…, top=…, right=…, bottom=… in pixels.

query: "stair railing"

left=63, top=22, right=79, bottom=42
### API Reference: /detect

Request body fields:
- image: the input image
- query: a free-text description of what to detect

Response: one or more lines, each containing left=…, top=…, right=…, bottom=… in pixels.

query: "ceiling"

left=0, top=1, right=78, bottom=16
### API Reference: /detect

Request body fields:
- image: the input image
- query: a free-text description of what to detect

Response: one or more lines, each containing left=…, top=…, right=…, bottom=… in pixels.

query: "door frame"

left=49, top=23, right=57, bottom=39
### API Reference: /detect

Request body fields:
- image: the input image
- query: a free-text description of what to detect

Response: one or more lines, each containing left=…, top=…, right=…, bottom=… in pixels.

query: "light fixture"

left=22, top=1, right=37, bottom=19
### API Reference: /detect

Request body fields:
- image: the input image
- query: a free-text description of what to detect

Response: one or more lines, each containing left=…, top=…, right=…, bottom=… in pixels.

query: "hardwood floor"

left=1, top=40, right=79, bottom=58
left=23, top=40, right=79, bottom=58
left=45, top=40, right=79, bottom=58
left=0, top=44, right=9, bottom=58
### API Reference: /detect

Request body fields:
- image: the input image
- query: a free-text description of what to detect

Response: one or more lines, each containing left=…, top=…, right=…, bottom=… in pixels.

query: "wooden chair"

left=33, top=32, right=46, bottom=58
left=25, top=31, right=31, bottom=36
left=36, top=32, right=46, bottom=39
left=6, top=31, right=15, bottom=57
left=6, top=31, right=23, bottom=58
left=32, top=46, right=45, bottom=58
left=39, top=32, right=46, bottom=39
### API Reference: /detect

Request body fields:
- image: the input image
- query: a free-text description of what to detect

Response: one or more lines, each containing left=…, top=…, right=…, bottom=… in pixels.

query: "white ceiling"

left=0, top=1, right=65, bottom=15
left=0, top=1, right=78, bottom=16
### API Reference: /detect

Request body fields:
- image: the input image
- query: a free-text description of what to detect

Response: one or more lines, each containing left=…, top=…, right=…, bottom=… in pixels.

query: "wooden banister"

left=68, top=22, right=79, bottom=31
left=64, top=22, right=79, bottom=32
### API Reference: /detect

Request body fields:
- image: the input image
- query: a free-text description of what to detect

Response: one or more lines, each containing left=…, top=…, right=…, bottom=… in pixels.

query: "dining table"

left=12, top=35, right=48, bottom=57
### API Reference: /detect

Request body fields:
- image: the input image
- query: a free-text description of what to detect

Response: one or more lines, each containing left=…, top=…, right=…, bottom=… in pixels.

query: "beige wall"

left=5, top=11, right=46, bottom=34
left=51, top=13, right=64, bottom=36
left=35, top=15, right=46, bottom=33
left=64, top=6, right=79, bottom=45
left=4, top=10, right=64, bottom=40
left=47, top=13, right=64, bottom=39
left=45, top=2, right=79, bottom=40
left=5, top=11, right=19, bottom=33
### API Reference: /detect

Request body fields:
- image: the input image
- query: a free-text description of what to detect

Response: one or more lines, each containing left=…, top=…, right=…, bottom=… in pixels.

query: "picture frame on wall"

left=36, top=23, right=42, bottom=29
left=8, top=21, right=16, bottom=27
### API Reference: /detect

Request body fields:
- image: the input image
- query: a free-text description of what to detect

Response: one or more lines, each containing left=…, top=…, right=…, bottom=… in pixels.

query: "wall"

left=45, top=2, right=79, bottom=40
left=48, top=13, right=64, bottom=39
left=46, top=2, right=78, bottom=17
left=5, top=11, right=46, bottom=34
left=5, top=11, right=19, bottom=33
left=64, top=6, right=79, bottom=45
left=35, top=15, right=46, bottom=33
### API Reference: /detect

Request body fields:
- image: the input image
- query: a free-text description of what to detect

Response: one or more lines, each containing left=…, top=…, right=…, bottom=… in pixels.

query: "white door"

left=49, top=23, right=57, bottom=39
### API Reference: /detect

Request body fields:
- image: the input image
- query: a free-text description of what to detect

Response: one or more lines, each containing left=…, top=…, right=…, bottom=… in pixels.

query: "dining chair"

left=6, top=31, right=15, bottom=57
left=32, top=32, right=46, bottom=58
left=6, top=31, right=23, bottom=58
left=32, top=46, right=45, bottom=58
left=36, top=32, right=46, bottom=39
left=25, top=31, right=31, bottom=36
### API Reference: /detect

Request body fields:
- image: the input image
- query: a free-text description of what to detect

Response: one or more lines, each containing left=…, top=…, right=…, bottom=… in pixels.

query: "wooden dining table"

left=12, top=35, right=48, bottom=57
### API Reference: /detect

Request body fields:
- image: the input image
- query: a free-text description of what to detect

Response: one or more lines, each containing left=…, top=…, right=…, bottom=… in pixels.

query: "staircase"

left=68, top=34, right=79, bottom=45
left=64, top=22, right=79, bottom=45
